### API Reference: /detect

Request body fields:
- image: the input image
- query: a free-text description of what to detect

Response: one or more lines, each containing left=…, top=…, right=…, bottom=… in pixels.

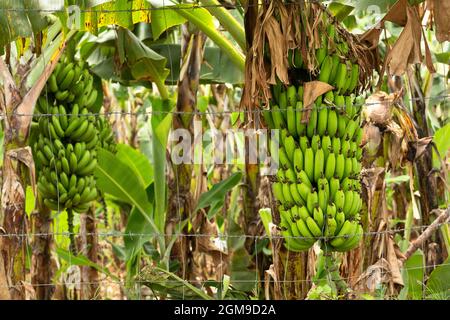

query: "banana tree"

left=0, top=14, right=71, bottom=298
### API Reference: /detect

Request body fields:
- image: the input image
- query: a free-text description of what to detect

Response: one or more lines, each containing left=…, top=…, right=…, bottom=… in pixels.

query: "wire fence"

left=0, top=1, right=324, bottom=14
left=1, top=222, right=449, bottom=240
left=5, top=94, right=449, bottom=118
left=0, top=1, right=448, bottom=301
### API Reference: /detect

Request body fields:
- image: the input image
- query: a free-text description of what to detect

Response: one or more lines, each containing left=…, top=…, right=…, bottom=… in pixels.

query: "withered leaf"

left=386, top=7, right=423, bottom=76
left=301, top=81, right=333, bottom=123
left=383, top=0, right=408, bottom=26
left=265, top=16, right=289, bottom=85
left=433, top=0, right=450, bottom=43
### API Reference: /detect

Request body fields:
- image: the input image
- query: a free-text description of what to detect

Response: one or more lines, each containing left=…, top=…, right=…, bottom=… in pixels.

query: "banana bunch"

left=266, top=24, right=365, bottom=252
left=32, top=54, right=114, bottom=213
left=96, top=117, right=117, bottom=154
left=45, top=55, right=98, bottom=109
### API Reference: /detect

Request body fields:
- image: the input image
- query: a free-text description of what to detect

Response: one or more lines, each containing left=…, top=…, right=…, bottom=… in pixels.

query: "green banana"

left=324, top=152, right=336, bottom=180
left=306, top=216, right=322, bottom=237
left=317, top=106, right=328, bottom=137
left=313, top=148, right=324, bottom=183
left=304, top=147, right=315, bottom=183
left=306, top=105, right=317, bottom=138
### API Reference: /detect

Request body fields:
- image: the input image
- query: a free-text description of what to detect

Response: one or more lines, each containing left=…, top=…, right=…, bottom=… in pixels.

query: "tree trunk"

left=167, top=24, right=206, bottom=279
left=409, top=67, right=441, bottom=271
left=31, top=205, right=54, bottom=300
left=79, top=206, right=99, bottom=300
left=0, top=128, right=30, bottom=300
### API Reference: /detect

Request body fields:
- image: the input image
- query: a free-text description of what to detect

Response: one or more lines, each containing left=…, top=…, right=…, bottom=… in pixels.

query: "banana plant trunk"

left=0, top=50, right=62, bottom=299
left=79, top=206, right=99, bottom=299
left=31, top=205, right=54, bottom=300
left=409, top=67, right=441, bottom=271
left=167, top=23, right=206, bottom=279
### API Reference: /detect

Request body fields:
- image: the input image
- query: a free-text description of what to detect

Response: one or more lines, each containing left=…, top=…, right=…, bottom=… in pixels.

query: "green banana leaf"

left=124, top=184, right=155, bottom=262
left=426, top=257, right=450, bottom=299
left=328, top=2, right=354, bottom=21
left=400, top=250, right=425, bottom=300
left=433, top=122, right=450, bottom=168
left=195, top=172, right=243, bottom=220
left=56, top=247, right=119, bottom=281
left=150, top=97, right=174, bottom=234
left=94, top=148, right=156, bottom=232
left=150, top=6, right=186, bottom=40
left=0, top=0, right=49, bottom=47
left=116, top=143, right=154, bottom=188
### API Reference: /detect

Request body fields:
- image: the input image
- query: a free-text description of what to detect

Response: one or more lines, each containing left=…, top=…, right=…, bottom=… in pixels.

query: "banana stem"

left=322, top=249, right=347, bottom=294
left=198, top=0, right=246, bottom=51
left=67, top=208, right=77, bottom=255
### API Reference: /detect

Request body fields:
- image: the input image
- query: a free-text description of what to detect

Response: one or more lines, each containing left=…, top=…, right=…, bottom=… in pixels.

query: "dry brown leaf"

left=386, top=7, right=422, bottom=75
left=386, top=236, right=404, bottom=286
left=384, top=0, right=409, bottom=26
left=301, top=81, right=334, bottom=123
left=408, top=136, right=433, bottom=161
left=265, top=16, right=289, bottom=85
left=433, top=0, right=450, bottom=42
left=422, top=28, right=437, bottom=73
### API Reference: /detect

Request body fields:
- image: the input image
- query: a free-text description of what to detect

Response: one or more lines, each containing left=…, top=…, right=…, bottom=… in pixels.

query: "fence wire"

left=0, top=1, right=323, bottom=14
left=1, top=221, right=449, bottom=241
left=3, top=94, right=448, bottom=118
left=0, top=1, right=448, bottom=300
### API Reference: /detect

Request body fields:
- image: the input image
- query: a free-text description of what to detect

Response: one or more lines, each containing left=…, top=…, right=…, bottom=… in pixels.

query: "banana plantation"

left=0, top=0, right=448, bottom=301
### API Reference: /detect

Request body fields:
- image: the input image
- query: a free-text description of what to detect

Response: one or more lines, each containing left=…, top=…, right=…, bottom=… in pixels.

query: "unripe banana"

left=306, top=106, right=317, bottom=138
left=304, top=147, right=314, bottom=183
left=330, top=220, right=357, bottom=248
left=293, top=148, right=304, bottom=173
left=327, top=108, right=338, bottom=137
left=278, top=147, right=292, bottom=171
left=290, top=183, right=305, bottom=206
left=295, top=102, right=306, bottom=136
left=334, top=190, right=345, bottom=211
left=318, top=187, right=328, bottom=213
left=286, top=106, right=297, bottom=137
left=306, top=216, right=322, bottom=237
left=283, top=136, right=296, bottom=164
left=314, top=148, right=324, bottom=183
left=329, top=55, right=340, bottom=84
left=334, top=63, right=347, bottom=92
left=344, top=119, right=358, bottom=141
left=298, top=206, right=311, bottom=220
left=335, top=210, right=346, bottom=233
left=326, top=217, right=337, bottom=238
left=287, top=85, right=297, bottom=107
left=284, top=168, right=296, bottom=183
left=326, top=203, right=337, bottom=219
left=324, top=152, right=336, bottom=180
left=335, top=153, right=345, bottom=180
left=272, top=105, right=285, bottom=129
left=306, top=191, right=318, bottom=214
left=322, top=135, right=332, bottom=161
left=272, top=182, right=285, bottom=204
left=277, top=170, right=286, bottom=183
left=318, top=56, right=333, bottom=84
left=311, top=135, right=321, bottom=154
left=299, top=136, right=309, bottom=154
left=317, top=106, right=328, bottom=137
left=343, top=190, right=354, bottom=216
left=343, top=156, right=353, bottom=179
left=332, top=136, right=341, bottom=154
left=348, top=64, right=359, bottom=93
